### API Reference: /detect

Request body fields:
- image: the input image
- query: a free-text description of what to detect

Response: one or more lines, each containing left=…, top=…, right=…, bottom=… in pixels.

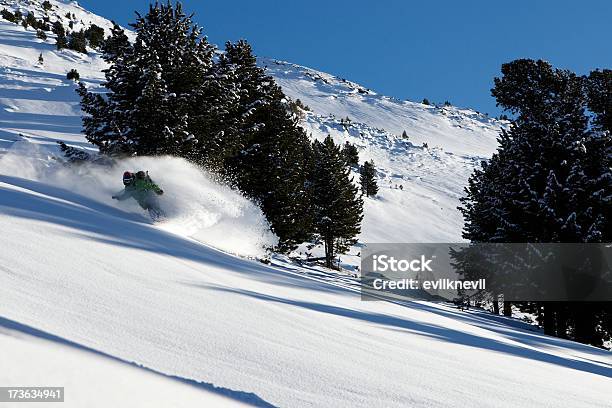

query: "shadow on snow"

left=0, top=316, right=276, bottom=407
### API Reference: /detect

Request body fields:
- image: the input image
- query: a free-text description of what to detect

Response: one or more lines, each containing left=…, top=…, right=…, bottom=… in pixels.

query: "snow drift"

left=0, top=141, right=277, bottom=257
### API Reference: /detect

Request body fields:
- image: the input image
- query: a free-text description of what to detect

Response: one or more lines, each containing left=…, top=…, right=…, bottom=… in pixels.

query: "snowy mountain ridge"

left=260, top=57, right=506, bottom=157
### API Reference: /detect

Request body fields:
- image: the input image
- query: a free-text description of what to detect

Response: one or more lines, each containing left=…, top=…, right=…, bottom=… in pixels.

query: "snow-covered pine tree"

left=490, top=59, right=606, bottom=244
left=359, top=160, right=378, bottom=197
left=76, top=81, right=124, bottom=153
left=101, top=22, right=130, bottom=63
left=239, top=119, right=315, bottom=251
left=460, top=59, right=612, bottom=345
left=77, top=18, right=138, bottom=155
left=215, top=39, right=276, bottom=167
left=78, top=2, right=232, bottom=158
left=312, top=136, right=363, bottom=269
left=586, top=69, right=612, bottom=134
left=25, top=12, right=36, bottom=28
left=218, top=39, right=315, bottom=249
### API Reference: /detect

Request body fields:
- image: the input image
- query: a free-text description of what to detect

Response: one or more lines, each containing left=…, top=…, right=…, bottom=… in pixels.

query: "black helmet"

left=136, top=171, right=146, bottom=179
left=122, top=171, right=134, bottom=185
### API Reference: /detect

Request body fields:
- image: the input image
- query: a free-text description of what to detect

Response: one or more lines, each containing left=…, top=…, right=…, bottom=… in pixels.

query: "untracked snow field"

left=0, top=2, right=611, bottom=407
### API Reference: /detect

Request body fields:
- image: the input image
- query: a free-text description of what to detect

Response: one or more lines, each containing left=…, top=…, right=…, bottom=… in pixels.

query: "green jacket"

left=115, top=177, right=163, bottom=205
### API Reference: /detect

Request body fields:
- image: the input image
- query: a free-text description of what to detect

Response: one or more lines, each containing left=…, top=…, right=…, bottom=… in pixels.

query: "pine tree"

left=36, top=29, right=47, bottom=40
left=68, top=30, right=87, bottom=53
left=78, top=2, right=227, bottom=157
left=53, top=21, right=67, bottom=50
left=585, top=69, right=612, bottom=133
left=401, top=130, right=408, bottom=139
left=215, top=39, right=275, bottom=167
left=217, top=39, right=314, bottom=249
left=84, top=24, right=105, bottom=49
left=25, top=12, right=36, bottom=28
left=360, top=160, right=378, bottom=197
left=341, top=141, right=359, bottom=166
left=311, top=136, right=363, bottom=269
left=67, top=69, right=79, bottom=81
left=101, top=22, right=130, bottom=62
left=42, top=1, right=53, bottom=11
left=1, top=9, right=19, bottom=24
left=237, top=120, right=315, bottom=251
left=460, top=59, right=612, bottom=346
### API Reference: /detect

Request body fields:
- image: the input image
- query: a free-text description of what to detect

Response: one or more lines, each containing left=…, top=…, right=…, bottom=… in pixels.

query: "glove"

left=157, top=190, right=164, bottom=195
left=112, top=195, right=118, bottom=200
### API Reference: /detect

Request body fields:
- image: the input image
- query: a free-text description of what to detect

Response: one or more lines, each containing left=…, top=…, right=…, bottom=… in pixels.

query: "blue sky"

left=80, top=0, right=612, bottom=116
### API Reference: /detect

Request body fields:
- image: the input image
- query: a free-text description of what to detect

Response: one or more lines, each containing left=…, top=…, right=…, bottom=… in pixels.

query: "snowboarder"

left=112, top=170, right=164, bottom=218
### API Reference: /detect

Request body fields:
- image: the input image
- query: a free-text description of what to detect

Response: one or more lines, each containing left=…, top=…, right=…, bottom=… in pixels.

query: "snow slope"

left=1, top=175, right=611, bottom=408
left=298, top=112, right=483, bottom=244
left=0, top=317, right=251, bottom=407
left=0, top=2, right=611, bottom=407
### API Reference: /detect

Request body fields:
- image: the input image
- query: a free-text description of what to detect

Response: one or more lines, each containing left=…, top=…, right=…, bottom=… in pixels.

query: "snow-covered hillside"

left=261, top=58, right=505, bottom=157
left=298, top=112, right=484, bottom=244
left=260, top=62, right=510, bottom=246
left=258, top=58, right=509, bottom=244
left=1, top=0, right=120, bottom=35
left=3, top=172, right=611, bottom=408
left=0, top=2, right=610, bottom=407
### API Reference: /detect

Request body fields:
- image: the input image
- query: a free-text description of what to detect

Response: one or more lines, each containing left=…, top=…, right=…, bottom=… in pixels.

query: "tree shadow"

left=0, top=66, right=86, bottom=136
left=0, top=116, right=83, bottom=136
left=205, top=286, right=612, bottom=379
left=408, top=301, right=612, bottom=365
left=0, top=316, right=276, bottom=407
